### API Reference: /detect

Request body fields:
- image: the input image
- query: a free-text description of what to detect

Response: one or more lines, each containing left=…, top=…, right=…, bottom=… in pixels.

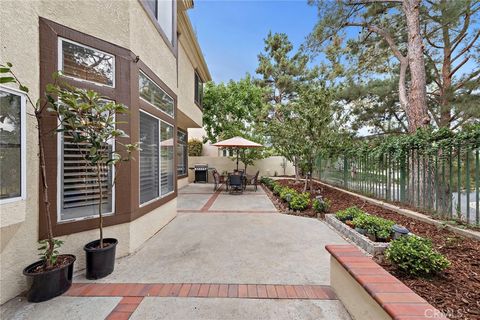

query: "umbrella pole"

left=236, top=148, right=239, bottom=171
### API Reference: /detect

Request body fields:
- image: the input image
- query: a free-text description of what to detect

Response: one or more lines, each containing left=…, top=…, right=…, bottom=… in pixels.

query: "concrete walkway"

left=1, top=183, right=351, bottom=320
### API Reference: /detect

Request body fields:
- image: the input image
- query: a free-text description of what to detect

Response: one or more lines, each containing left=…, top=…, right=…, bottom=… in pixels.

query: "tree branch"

left=451, top=29, right=480, bottom=63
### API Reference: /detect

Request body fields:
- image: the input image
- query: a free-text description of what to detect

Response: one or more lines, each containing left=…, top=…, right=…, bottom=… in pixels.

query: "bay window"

left=139, top=111, right=175, bottom=205
left=0, top=87, right=26, bottom=203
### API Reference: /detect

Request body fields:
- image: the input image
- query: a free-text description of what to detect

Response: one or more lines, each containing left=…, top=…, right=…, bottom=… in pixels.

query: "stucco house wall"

left=0, top=0, right=209, bottom=304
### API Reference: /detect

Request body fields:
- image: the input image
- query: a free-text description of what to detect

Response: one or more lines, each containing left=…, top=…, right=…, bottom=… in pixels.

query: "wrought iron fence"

left=314, top=145, right=480, bottom=226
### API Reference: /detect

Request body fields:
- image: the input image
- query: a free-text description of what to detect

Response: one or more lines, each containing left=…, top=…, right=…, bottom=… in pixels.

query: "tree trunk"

left=96, top=163, right=104, bottom=249
left=439, top=1, right=452, bottom=129
left=37, top=113, right=55, bottom=268
left=403, top=0, right=430, bottom=132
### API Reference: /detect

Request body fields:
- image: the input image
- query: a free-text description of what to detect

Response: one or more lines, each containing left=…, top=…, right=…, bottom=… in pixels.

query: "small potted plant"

left=1, top=64, right=76, bottom=302
left=52, top=86, right=137, bottom=279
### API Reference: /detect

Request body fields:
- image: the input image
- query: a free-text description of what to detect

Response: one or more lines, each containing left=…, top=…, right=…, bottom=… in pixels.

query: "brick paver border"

left=65, top=283, right=336, bottom=300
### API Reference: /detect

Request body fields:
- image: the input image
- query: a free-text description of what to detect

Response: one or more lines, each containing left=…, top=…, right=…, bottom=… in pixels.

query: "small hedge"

left=188, top=139, right=203, bottom=156
left=336, top=207, right=395, bottom=241
left=385, top=236, right=450, bottom=276
left=260, top=177, right=323, bottom=212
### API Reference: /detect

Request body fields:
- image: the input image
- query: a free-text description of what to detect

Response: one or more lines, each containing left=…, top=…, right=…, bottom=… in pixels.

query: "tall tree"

left=256, top=32, right=314, bottom=179
left=423, top=0, right=480, bottom=129
left=202, top=75, right=267, bottom=171
left=307, top=0, right=430, bottom=132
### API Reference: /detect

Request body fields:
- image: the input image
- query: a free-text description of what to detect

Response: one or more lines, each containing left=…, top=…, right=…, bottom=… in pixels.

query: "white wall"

left=188, top=156, right=295, bottom=182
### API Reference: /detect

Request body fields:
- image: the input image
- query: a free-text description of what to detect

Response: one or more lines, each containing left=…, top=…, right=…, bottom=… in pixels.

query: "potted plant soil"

left=53, top=87, right=137, bottom=280
left=345, top=220, right=355, bottom=228
left=1, top=64, right=76, bottom=302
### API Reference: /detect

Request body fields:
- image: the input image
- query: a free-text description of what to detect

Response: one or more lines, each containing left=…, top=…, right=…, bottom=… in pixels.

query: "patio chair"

left=212, top=169, right=225, bottom=191
left=248, top=171, right=260, bottom=191
left=228, top=173, right=244, bottom=194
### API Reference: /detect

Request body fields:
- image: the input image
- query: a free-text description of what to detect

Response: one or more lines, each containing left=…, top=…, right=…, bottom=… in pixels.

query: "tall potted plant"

left=1, top=63, right=76, bottom=302
left=51, top=86, right=137, bottom=279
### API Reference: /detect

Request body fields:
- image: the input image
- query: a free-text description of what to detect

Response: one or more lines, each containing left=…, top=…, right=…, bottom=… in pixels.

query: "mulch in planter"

left=267, top=179, right=480, bottom=319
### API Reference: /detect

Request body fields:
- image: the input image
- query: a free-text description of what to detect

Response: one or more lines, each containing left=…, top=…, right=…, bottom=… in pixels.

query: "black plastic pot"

left=23, top=254, right=76, bottom=302
left=84, top=238, right=118, bottom=280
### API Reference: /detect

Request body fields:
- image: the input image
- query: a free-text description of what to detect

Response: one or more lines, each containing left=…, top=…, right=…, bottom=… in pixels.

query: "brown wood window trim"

left=177, top=128, right=188, bottom=179
left=138, top=0, right=178, bottom=58
left=39, top=17, right=178, bottom=239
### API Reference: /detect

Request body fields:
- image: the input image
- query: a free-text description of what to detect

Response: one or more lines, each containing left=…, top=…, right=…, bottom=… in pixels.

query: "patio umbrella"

left=212, top=136, right=263, bottom=171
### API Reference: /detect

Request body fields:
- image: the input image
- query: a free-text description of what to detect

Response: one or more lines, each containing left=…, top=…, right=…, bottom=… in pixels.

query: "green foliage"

left=352, top=213, right=395, bottom=240
left=201, top=75, right=268, bottom=169
left=312, top=197, right=331, bottom=213
left=289, top=192, right=311, bottom=211
left=188, top=139, right=203, bottom=156
left=335, top=206, right=364, bottom=221
left=38, top=239, right=64, bottom=267
left=260, top=177, right=275, bottom=189
left=385, top=236, right=450, bottom=276
left=273, top=184, right=283, bottom=196
left=279, top=186, right=296, bottom=202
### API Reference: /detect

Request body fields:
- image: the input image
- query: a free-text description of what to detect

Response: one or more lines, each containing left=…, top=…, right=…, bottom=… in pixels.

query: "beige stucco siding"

left=0, top=0, right=207, bottom=304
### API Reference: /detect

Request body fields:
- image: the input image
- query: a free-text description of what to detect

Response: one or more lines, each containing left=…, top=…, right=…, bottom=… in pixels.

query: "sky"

left=189, top=0, right=319, bottom=83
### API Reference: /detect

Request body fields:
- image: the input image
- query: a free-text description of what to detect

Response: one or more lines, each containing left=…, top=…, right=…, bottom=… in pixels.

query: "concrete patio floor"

left=1, top=183, right=351, bottom=320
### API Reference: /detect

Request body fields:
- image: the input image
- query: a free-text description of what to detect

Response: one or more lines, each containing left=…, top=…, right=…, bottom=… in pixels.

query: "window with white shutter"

left=58, top=119, right=114, bottom=222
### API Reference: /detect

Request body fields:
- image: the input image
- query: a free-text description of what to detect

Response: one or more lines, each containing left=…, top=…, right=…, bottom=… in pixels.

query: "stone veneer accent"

left=325, top=214, right=389, bottom=257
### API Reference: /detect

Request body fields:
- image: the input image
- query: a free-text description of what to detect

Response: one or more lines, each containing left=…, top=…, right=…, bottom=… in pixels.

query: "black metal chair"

left=228, top=173, right=243, bottom=194
left=212, top=169, right=225, bottom=191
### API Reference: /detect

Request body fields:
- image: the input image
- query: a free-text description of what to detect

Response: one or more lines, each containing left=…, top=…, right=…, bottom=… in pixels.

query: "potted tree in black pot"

left=52, top=86, right=137, bottom=280
left=1, top=63, right=76, bottom=302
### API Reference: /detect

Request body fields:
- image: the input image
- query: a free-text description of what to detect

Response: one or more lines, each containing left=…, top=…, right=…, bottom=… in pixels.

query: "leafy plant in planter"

left=312, top=197, right=331, bottom=213
left=273, top=184, right=283, bottom=196
left=1, top=63, right=76, bottom=302
left=280, top=186, right=296, bottom=202
left=335, top=206, right=364, bottom=222
left=385, top=235, right=450, bottom=276
left=51, top=86, right=138, bottom=279
left=289, top=192, right=310, bottom=211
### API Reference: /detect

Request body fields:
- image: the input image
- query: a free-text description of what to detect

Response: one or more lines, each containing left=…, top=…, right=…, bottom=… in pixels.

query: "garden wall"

left=187, top=156, right=296, bottom=182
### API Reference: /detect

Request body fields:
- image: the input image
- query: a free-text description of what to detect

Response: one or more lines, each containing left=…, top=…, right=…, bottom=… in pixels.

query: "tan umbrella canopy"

left=212, top=136, right=263, bottom=170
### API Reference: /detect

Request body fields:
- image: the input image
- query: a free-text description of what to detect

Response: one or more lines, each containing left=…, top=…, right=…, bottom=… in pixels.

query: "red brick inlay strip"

left=200, top=189, right=222, bottom=212
left=325, top=244, right=449, bottom=320
left=65, top=283, right=336, bottom=300
left=105, top=297, right=143, bottom=320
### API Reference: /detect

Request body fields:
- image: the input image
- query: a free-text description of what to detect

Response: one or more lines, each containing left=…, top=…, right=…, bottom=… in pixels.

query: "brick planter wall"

left=326, top=244, right=449, bottom=320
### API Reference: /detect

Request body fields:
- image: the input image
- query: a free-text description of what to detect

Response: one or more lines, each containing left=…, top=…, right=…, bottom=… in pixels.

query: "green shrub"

left=289, top=192, right=311, bottom=211
left=280, top=187, right=296, bottom=202
left=313, top=197, right=331, bottom=213
left=385, top=236, right=450, bottom=276
left=352, top=214, right=394, bottom=239
left=188, top=139, right=203, bottom=156
left=260, top=177, right=275, bottom=189
left=273, top=184, right=283, bottom=195
left=336, top=206, right=365, bottom=222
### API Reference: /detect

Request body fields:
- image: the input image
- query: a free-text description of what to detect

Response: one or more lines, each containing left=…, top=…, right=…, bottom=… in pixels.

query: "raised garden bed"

left=325, top=214, right=389, bottom=257
left=266, top=178, right=480, bottom=319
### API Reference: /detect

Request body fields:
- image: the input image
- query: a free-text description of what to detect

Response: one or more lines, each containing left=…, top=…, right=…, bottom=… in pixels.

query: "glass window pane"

left=60, top=134, right=113, bottom=221
left=61, top=39, right=115, bottom=86
left=140, top=112, right=160, bottom=204
left=0, top=90, right=22, bottom=200
left=177, top=131, right=187, bottom=175
left=161, top=122, right=174, bottom=195
left=157, top=0, right=173, bottom=43
left=139, top=71, right=174, bottom=117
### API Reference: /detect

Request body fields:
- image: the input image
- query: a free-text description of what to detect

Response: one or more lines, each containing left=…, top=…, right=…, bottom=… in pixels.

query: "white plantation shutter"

left=139, top=112, right=160, bottom=204
left=160, top=122, right=174, bottom=195
left=60, top=134, right=113, bottom=221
